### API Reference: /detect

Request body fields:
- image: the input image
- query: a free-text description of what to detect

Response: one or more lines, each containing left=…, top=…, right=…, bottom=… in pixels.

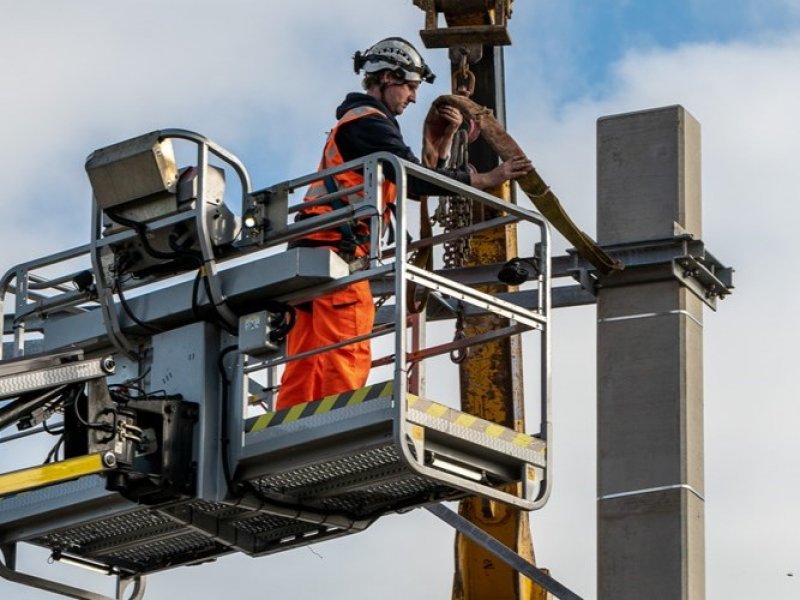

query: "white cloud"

left=0, top=0, right=425, bottom=254
left=506, top=32, right=800, bottom=599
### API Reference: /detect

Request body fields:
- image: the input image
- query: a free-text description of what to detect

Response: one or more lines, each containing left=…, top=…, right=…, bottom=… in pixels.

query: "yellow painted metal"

left=0, top=453, right=108, bottom=498
left=412, top=3, right=551, bottom=598
left=413, top=1, right=513, bottom=27
left=414, top=0, right=514, bottom=47
left=455, top=493, right=550, bottom=600
left=452, top=185, right=548, bottom=600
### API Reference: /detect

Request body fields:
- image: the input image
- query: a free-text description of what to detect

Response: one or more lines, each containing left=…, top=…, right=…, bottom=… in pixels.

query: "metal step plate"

left=0, top=355, right=111, bottom=401
left=240, top=381, right=545, bottom=517
left=0, top=478, right=358, bottom=574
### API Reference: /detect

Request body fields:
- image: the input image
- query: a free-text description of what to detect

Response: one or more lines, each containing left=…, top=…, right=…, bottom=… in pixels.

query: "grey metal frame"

left=0, top=135, right=555, bottom=597
left=88, top=130, right=255, bottom=358
left=0, top=542, right=145, bottom=600
left=0, top=243, right=94, bottom=360
left=238, top=151, right=553, bottom=510
left=389, top=153, right=552, bottom=510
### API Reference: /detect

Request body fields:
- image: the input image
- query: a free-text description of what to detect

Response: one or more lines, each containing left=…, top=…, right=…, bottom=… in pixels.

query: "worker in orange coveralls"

left=276, top=38, right=532, bottom=409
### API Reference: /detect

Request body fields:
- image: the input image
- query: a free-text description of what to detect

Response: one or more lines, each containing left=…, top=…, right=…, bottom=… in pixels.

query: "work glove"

left=422, top=104, right=466, bottom=167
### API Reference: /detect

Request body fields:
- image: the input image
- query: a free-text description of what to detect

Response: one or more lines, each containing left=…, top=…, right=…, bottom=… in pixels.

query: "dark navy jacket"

left=334, top=92, right=471, bottom=198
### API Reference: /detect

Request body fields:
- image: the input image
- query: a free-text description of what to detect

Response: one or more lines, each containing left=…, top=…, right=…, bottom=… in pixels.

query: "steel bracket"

left=582, top=236, right=734, bottom=310
left=246, top=186, right=290, bottom=247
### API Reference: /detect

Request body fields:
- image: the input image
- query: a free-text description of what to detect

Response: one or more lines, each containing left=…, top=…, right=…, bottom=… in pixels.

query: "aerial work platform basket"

left=238, top=379, right=546, bottom=517
left=0, top=131, right=552, bottom=598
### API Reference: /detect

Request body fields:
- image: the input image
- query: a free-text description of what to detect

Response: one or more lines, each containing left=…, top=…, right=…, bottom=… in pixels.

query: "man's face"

left=382, top=77, right=419, bottom=115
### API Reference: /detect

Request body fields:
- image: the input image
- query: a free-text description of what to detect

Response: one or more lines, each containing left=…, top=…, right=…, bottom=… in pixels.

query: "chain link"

left=431, top=128, right=473, bottom=268
left=452, top=52, right=476, bottom=97
left=449, top=307, right=468, bottom=364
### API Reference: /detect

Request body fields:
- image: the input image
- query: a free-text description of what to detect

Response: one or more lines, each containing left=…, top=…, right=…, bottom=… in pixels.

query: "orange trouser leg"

left=275, top=304, right=319, bottom=408
left=276, top=280, right=374, bottom=409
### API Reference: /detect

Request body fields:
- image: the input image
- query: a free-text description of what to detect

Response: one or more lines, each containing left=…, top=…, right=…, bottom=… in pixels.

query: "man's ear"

left=382, top=70, right=403, bottom=85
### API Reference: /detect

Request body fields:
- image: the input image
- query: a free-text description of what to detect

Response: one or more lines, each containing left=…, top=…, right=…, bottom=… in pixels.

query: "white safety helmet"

left=354, top=37, right=436, bottom=84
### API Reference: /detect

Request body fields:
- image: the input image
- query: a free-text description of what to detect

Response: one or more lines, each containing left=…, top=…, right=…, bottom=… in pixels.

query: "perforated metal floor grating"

left=251, top=446, right=403, bottom=493
left=14, top=384, right=540, bottom=573
left=247, top=443, right=462, bottom=517
left=29, top=506, right=228, bottom=572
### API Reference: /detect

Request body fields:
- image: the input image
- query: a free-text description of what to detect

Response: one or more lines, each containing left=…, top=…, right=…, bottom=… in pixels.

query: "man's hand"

left=470, top=155, right=533, bottom=190
left=437, top=105, right=463, bottom=137
left=422, top=104, right=467, bottom=166
left=494, top=155, right=533, bottom=181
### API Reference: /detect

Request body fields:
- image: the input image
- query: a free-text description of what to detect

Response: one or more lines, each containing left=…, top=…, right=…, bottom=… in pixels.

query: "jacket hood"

left=336, top=93, right=399, bottom=126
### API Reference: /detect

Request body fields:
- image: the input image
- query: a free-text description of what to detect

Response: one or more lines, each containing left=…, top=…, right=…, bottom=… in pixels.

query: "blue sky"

left=1, top=1, right=799, bottom=599
left=512, top=0, right=800, bottom=102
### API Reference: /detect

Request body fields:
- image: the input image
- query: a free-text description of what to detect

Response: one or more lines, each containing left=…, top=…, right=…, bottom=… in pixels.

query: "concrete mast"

left=596, top=105, right=705, bottom=599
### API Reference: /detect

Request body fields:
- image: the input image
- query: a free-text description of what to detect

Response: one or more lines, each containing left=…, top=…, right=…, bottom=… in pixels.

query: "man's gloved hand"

left=470, top=155, right=534, bottom=190
left=437, top=105, right=463, bottom=138
left=422, top=103, right=466, bottom=167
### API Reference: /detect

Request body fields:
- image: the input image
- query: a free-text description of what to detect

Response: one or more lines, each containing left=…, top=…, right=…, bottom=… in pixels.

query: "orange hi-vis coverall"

left=276, top=106, right=396, bottom=410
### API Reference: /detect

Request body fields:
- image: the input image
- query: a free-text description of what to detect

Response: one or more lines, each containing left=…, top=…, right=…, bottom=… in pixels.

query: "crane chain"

left=431, top=128, right=473, bottom=269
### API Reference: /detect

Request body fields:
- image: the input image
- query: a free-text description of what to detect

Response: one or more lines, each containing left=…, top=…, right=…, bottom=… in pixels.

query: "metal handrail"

left=2, top=130, right=258, bottom=360
left=0, top=138, right=554, bottom=510
left=0, top=243, right=95, bottom=360
left=87, top=129, right=256, bottom=357
left=384, top=152, right=552, bottom=510
left=240, top=151, right=553, bottom=510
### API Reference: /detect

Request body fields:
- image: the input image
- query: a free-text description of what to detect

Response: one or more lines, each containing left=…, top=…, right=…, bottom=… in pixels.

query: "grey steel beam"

left=597, top=105, right=706, bottom=599
left=371, top=236, right=733, bottom=320
left=1, top=542, right=146, bottom=600
left=0, top=355, right=113, bottom=402
left=0, top=554, right=116, bottom=600
left=40, top=247, right=349, bottom=354
left=385, top=238, right=732, bottom=304
left=374, top=285, right=594, bottom=326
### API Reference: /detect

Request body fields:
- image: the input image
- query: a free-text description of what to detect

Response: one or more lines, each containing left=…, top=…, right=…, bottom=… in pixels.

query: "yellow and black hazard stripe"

left=245, top=380, right=394, bottom=434
left=407, top=395, right=541, bottom=450
left=245, top=381, right=539, bottom=451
